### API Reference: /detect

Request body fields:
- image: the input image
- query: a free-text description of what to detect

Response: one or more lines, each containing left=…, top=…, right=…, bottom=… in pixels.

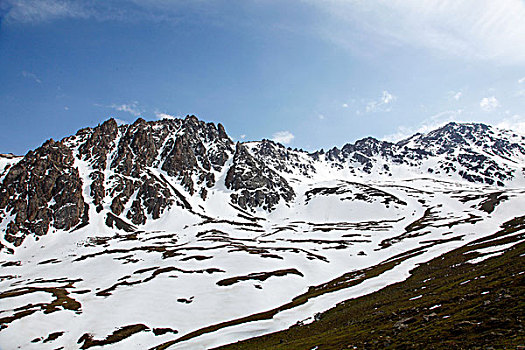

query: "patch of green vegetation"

left=219, top=216, right=525, bottom=350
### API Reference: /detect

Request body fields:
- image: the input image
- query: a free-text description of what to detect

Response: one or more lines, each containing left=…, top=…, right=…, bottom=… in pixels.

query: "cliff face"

left=225, top=142, right=295, bottom=210
left=0, top=139, right=87, bottom=247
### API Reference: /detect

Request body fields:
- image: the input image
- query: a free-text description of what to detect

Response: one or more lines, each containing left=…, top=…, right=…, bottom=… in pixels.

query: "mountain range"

left=0, top=116, right=524, bottom=349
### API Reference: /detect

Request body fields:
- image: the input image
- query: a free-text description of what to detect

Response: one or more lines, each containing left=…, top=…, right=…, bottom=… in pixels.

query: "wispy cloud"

left=480, top=96, right=500, bottom=112
left=451, top=91, right=462, bottom=101
left=383, top=109, right=464, bottom=141
left=366, top=90, right=395, bottom=113
left=21, top=70, right=41, bottom=83
left=108, top=101, right=142, bottom=117
left=272, top=131, right=295, bottom=145
left=497, top=114, right=525, bottom=135
left=3, top=0, right=90, bottom=23
left=1, top=0, right=186, bottom=25
left=308, top=0, right=525, bottom=64
left=519, top=77, right=525, bottom=84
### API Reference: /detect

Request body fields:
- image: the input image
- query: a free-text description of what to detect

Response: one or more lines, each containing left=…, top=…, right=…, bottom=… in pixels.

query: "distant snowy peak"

left=405, top=122, right=525, bottom=157
left=293, top=122, right=525, bottom=186
left=0, top=117, right=524, bottom=250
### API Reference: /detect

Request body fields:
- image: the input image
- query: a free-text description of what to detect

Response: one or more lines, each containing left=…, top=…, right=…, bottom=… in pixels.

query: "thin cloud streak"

left=106, top=102, right=143, bottom=117
left=307, top=0, right=525, bottom=64
left=383, top=109, right=464, bottom=142
left=21, top=70, right=42, bottom=83
left=3, top=0, right=90, bottom=23
left=366, top=90, right=395, bottom=113
left=1, top=0, right=179, bottom=24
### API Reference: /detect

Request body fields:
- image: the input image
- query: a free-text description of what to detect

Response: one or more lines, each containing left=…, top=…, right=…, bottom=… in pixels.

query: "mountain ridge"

left=1, top=116, right=525, bottom=250
left=0, top=115, right=524, bottom=349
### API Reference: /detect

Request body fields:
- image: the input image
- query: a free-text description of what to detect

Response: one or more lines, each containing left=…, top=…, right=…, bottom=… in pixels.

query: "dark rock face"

left=77, top=118, right=119, bottom=212
left=0, top=139, right=87, bottom=246
left=0, top=115, right=236, bottom=248
left=74, top=115, right=234, bottom=227
left=250, top=139, right=315, bottom=177
left=102, top=116, right=234, bottom=224
left=161, top=116, right=233, bottom=195
left=225, top=143, right=295, bottom=210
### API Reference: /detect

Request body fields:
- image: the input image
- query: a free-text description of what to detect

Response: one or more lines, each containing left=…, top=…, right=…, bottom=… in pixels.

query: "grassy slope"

left=219, top=217, right=525, bottom=350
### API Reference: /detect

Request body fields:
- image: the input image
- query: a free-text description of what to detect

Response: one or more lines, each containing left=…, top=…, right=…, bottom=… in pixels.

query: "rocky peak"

left=249, top=139, right=316, bottom=177
left=225, top=142, right=295, bottom=210
left=414, top=122, right=489, bottom=153
left=77, top=118, right=119, bottom=169
left=1, top=116, right=524, bottom=251
left=0, top=115, right=238, bottom=248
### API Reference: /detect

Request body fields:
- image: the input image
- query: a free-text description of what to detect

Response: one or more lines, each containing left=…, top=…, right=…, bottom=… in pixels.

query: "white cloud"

left=366, top=90, right=396, bottom=113
left=271, top=131, right=295, bottom=145
left=453, top=92, right=462, bottom=101
left=342, top=103, right=348, bottom=108
left=109, top=101, right=142, bottom=117
left=480, top=96, right=500, bottom=112
left=497, top=115, right=525, bottom=136
left=519, top=77, right=525, bottom=84
left=64, top=106, right=69, bottom=110
left=155, top=112, right=179, bottom=120
left=21, top=70, right=41, bottom=84
left=318, top=114, right=325, bottom=120
left=239, top=134, right=246, bottom=139
left=381, top=91, right=394, bottom=104
left=308, top=0, right=525, bottom=64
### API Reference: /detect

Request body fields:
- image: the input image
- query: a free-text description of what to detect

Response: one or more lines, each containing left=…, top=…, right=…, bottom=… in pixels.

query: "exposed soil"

left=0, top=282, right=82, bottom=329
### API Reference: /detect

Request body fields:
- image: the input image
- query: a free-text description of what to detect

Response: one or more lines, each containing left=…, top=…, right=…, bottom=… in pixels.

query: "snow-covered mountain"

left=0, top=116, right=524, bottom=349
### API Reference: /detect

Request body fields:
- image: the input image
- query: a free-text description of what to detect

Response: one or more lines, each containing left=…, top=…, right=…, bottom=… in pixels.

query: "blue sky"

left=1, top=0, right=525, bottom=154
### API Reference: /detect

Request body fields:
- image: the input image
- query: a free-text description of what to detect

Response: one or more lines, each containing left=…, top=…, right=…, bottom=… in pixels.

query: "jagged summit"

left=1, top=116, right=524, bottom=350
left=0, top=116, right=524, bottom=249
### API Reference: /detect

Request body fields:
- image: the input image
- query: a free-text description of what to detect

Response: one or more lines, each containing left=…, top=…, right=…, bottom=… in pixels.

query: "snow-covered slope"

left=0, top=117, right=524, bottom=349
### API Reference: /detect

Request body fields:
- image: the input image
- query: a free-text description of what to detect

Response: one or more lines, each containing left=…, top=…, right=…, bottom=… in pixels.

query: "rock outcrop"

left=0, top=139, right=87, bottom=246
left=225, top=143, right=295, bottom=210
